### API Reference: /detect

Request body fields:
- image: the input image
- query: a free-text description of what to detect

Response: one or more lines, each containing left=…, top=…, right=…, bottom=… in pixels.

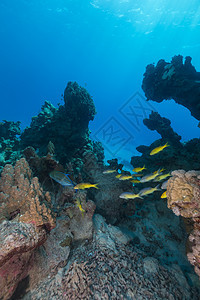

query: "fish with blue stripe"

left=49, top=170, right=74, bottom=187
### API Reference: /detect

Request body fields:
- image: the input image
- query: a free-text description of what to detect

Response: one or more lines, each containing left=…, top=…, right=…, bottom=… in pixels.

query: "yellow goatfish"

left=161, top=191, right=167, bottom=198
left=119, top=192, right=142, bottom=200
left=119, top=175, right=133, bottom=181
left=74, top=183, right=99, bottom=190
left=140, top=170, right=160, bottom=183
left=103, top=170, right=117, bottom=174
left=131, top=179, right=141, bottom=184
left=150, top=143, right=169, bottom=155
left=154, top=173, right=171, bottom=182
left=132, top=165, right=146, bottom=173
left=132, top=173, right=143, bottom=177
left=139, top=185, right=160, bottom=197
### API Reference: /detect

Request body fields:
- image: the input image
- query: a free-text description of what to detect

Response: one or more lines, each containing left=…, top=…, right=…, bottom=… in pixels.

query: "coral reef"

left=142, top=55, right=200, bottom=121
left=1, top=75, right=200, bottom=299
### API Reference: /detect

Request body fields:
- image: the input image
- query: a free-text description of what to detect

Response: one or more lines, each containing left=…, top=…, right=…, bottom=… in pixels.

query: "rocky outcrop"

left=142, top=55, right=200, bottom=121
left=20, top=82, right=101, bottom=167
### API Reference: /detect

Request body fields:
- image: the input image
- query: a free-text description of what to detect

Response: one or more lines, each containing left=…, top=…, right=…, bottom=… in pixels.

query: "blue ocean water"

left=0, top=0, right=200, bottom=162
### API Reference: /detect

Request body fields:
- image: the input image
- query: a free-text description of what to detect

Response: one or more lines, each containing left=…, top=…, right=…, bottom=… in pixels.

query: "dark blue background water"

left=0, top=0, right=200, bottom=162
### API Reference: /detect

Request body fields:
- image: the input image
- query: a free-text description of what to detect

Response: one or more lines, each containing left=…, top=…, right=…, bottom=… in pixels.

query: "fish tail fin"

left=64, top=173, right=75, bottom=186
left=94, top=184, right=99, bottom=189
left=143, top=165, right=146, bottom=169
left=165, top=142, right=170, bottom=147
left=156, top=184, right=161, bottom=191
left=138, top=194, right=143, bottom=199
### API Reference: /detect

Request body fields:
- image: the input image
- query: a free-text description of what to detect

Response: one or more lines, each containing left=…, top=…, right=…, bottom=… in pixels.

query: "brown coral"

left=23, top=146, right=62, bottom=187
left=167, top=170, right=200, bottom=219
left=167, top=169, right=200, bottom=279
left=0, top=158, right=55, bottom=230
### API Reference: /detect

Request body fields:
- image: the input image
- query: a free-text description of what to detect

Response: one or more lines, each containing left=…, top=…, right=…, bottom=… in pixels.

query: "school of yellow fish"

left=50, top=142, right=170, bottom=214
left=104, top=142, right=170, bottom=200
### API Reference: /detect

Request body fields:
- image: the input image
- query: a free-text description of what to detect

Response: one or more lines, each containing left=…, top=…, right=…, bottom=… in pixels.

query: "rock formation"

left=142, top=55, right=200, bottom=121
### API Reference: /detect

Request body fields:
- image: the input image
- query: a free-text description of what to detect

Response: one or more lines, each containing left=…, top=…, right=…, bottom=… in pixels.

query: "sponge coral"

left=167, top=170, right=200, bottom=219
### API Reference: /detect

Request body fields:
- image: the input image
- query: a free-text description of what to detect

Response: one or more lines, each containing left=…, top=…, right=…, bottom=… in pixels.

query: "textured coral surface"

left=167, top=170, right=200, bottom=219
left=23, top=215, right=200, bottom=300
left=167, top=170, right=200, bottom=279
left=0, top=158, right=55, bottom=229
left=0, top=221, right=46, bottom=300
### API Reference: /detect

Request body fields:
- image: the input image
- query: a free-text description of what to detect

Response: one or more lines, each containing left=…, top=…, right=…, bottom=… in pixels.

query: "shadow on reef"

left=0, top=74, right=200, bottom=299
left=9, top=276, right=30, bottom=300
